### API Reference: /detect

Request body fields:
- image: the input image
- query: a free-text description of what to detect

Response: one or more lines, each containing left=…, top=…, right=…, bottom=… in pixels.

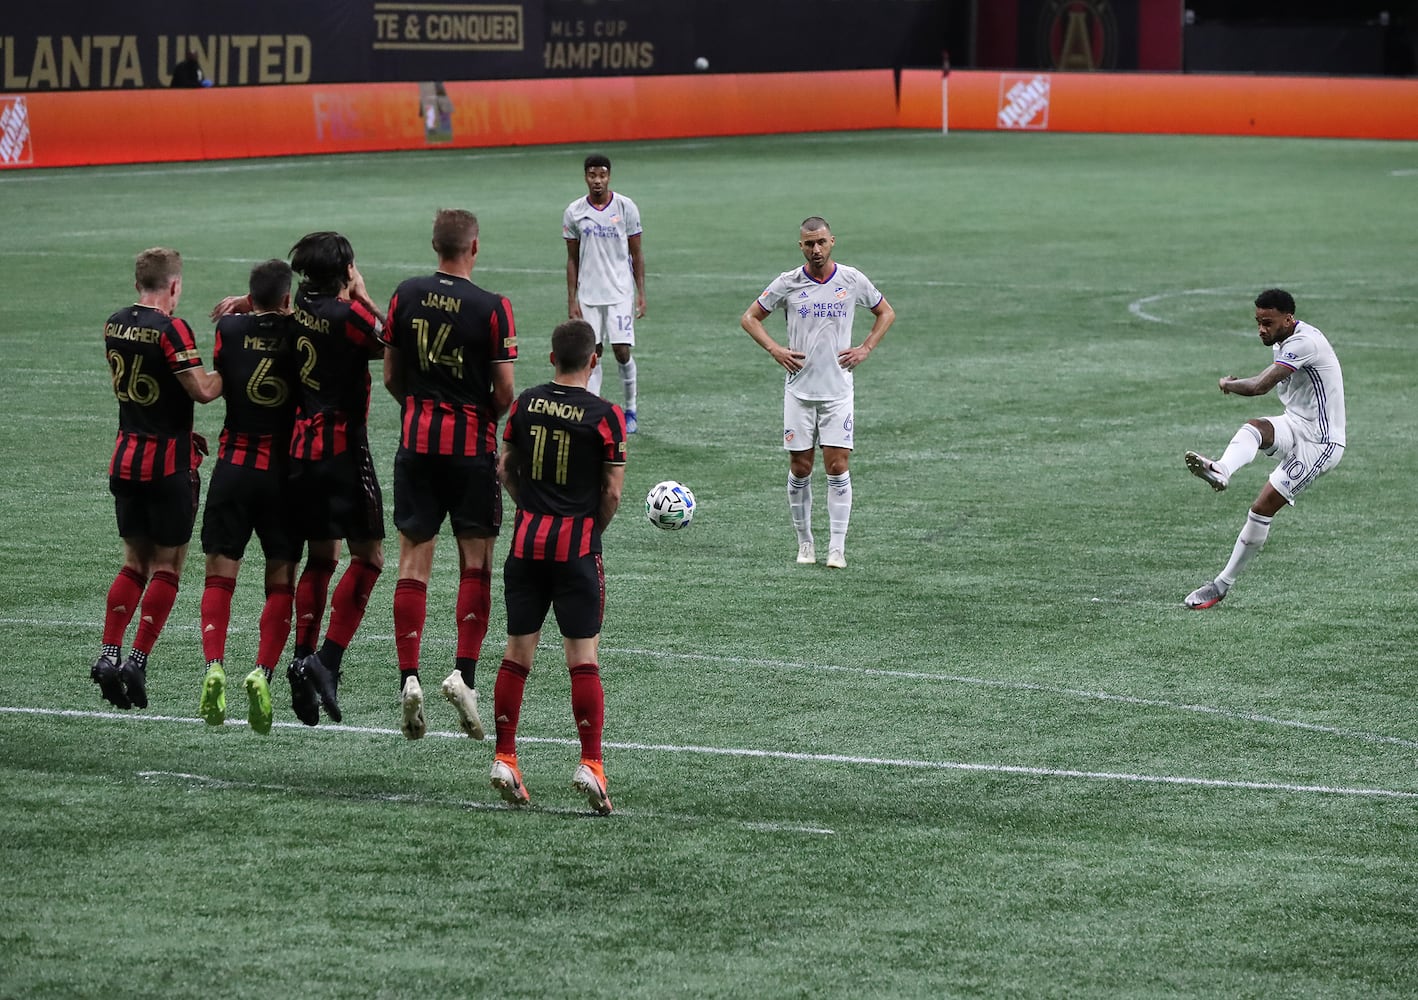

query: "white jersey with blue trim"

left=1273, top=320, right=1345, bottom=447
left=563, top=192, right=642, bottom=306
left=755, top=262, right=883, bottom=401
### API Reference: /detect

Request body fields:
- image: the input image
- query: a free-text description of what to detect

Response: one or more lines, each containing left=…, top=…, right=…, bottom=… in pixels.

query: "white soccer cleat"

left=1185, top=451, right=1229, bottom=492
left=490, top=754, right=530, bottom=806
left=796, top=541, right=816, bottom=565
left=400, top=675, right=427, bottom=740
left=440, top=670, right=485, bottom=740
left=825, top=549, right=846, bottom=569
left=572, top=760, right=613, bottom=815
left=1185, top=580, right=1226, bottom=610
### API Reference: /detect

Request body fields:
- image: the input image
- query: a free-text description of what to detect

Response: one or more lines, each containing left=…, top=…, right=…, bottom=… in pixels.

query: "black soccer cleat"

left=91, top=653, right=130, bottom=710
left=287, top=660, right=321, bottom=727
left=300, top=653, right=342, bottom=723
left=118, top=654, right=148, bottom=709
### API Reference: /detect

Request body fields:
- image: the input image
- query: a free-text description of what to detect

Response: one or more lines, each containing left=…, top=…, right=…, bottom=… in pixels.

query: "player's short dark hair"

left=432, top=209, right=478, bottom=259
left=289, top=231, right=355, bottom=294
left=134, top=247, right=182, bottom=292
left=552, top=319, right=596, bottom=373
left=1255, top=288, right=1295, bottom=314
left=584, top=153, right=611, bottom=173
left=800, top=216, right=831, bottom=234
left=248, top=258, right=292, bottom=311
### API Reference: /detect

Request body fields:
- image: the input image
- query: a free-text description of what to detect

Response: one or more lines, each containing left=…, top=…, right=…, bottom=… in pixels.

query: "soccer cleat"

left=490, top=754, right=530, bottom=806
left=825, top=549, right=846, bottom=569
left=91, top=653, right=130, bottom=710
left=287, top=660, right=321, bottom=727
left=401, top=675, right=426, bottom=741
left=624, top=409, right=637, bottom=434
left=198, top=662, right=227, bottom=726
left=440, top=670, right=485, bottom=740
left=299, top=652, right=342, bottom=723
left=572, top=760, right=613, bottom=816
left=1185, top=580, right=1227, bottom=610
left=119, top=654, right=148, bottom=709
left=244, top=668, right=273, bottom=735
left=1185, top=451, right=1229, bottom=492
left=796, top=541, right=816, bottom=565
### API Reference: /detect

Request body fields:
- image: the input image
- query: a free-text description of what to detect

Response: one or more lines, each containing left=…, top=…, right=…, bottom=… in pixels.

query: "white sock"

left=787, top=474, right=812, bottom=545
left=826, top=472, right=851, bottom=553
left=1217, top=425, right=1262, bottom=478
left=619, top=357, right=637, bottom=411
left=1217, top=510, right=1272, bottom=590
left=588, top=356, right=604, bottom=397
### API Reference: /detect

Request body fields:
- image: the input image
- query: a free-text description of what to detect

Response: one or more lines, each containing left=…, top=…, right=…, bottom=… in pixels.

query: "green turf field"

left=1, top=129, right=1415, bottom=999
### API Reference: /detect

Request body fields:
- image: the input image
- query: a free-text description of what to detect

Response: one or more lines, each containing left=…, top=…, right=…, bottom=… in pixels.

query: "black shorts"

left=393, top=449, right=502, bottom=542
left=111, top=471, right=199, bottom=548
left=503, top=552, right=605, bottom=640
left=201, top=460, right=302, bottom=562
left=289, top=446, right=385, bottom=543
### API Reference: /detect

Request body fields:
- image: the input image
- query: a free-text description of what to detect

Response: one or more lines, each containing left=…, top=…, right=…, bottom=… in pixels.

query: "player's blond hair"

left=134, top=247, right=182, bottom=292
left=433, top=209, right=479, bottom=259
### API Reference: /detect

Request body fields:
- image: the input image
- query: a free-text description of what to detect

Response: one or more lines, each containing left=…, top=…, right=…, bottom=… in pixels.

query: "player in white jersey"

left=1182, top=288, right=1346, bottom=609
left=563, top=153, right=646, bottom=430
left=740, top=217, right=895, bottom=569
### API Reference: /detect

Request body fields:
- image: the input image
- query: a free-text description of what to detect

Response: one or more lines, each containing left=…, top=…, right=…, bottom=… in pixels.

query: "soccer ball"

left=645, top=480, right=696, bottom=530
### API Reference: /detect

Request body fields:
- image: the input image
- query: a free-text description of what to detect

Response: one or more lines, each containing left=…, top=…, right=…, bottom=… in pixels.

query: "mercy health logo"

left=997, top=74, right=1051, bottom=130
left=0, top=97, right=34, bottom=166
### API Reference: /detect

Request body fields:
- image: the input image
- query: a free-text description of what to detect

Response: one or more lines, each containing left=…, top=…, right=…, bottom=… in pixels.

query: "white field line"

left=135, top=768, right=836, bottom=836
left=3, top=616, right=1415, bottom=752
left=5, top=705, right=1414, bottom=802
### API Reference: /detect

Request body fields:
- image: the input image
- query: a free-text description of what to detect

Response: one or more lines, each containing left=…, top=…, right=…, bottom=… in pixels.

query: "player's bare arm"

left=346, top=264, right=386, bottom=327
left=740, top=302, right=805, bottom=373
left=565, top=239, right=583, bottom=319
left=177, top=366, right=223, bottom=403
left=382, top=345, right=405, bottom=400
left=628, top=233, right=647, bottom=318
left=492, top=360, right=516, bottom=419
left=838, top=297, right=896, bottom=371
left=1220, top=362, right=1289, bottom=397
left=498, top=440, right=523, bottom=506
left=210, top=294, right=252, bottom=320
left=598, top=463, right=626, bottom=532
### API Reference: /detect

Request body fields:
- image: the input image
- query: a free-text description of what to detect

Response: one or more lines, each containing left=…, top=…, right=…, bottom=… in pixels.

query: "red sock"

left=132, top=570, right=180, bottom=656
left=455, top=567, right=491, bottom=661
left=393, top=578, right=427, bottom=673
left=200, top=574, right=236, bottom=663
left=103, top=566, right=147, bottom=648
left=569, top=662, right=605, bottom=762
left=326, top=558, right=382, bottom=648
left=494, top=658, right=531, bottom=756
left=256, top=583, right=294, bottom=669
left=294, top=558, right=337, bottom=652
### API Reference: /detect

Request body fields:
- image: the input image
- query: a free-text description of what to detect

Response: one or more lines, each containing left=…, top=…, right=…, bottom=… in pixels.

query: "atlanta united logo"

left=1036, top=0, right=1118, bottom=71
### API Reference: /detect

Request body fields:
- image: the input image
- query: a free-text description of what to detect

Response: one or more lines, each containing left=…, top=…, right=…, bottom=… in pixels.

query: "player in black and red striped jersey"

left=381, top=209, right=517, bottom=740
left=196, top=259, right=302, bottom=735
left=283, top=231, right=388, bottom=727
left=92, top=247, right=223, bottom=711
left=490, top=319, right=626, bottom=815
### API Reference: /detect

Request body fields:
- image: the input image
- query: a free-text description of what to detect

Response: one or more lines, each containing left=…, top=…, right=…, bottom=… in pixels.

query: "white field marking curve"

left=4, top=706, right=1414, bottom=802
left=135, top=769, right=836, bottom=836
left=3, top=617, right=1414, bottom=752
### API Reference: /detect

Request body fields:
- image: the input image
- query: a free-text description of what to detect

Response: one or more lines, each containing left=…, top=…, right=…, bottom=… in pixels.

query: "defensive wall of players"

left=4, top=67, right=1418, bottom=170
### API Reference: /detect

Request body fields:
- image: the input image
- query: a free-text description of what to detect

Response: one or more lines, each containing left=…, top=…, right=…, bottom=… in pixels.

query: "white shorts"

left=783, top=393, right=854, bottom=452
left=579, top=300, right=635, bottom=347
left=1261, top=412, right=1344, bottom=503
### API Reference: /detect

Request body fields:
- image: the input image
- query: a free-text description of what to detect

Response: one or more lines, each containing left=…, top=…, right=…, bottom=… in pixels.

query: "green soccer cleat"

left=199, top=662, right=227, bottom=726
left=244, top=668, right=273, bottom=735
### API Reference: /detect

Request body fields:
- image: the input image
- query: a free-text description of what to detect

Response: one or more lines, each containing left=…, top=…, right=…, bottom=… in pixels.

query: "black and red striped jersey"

left=289, top=285, right=381, bottom=461
left=383, top=271, right=517, bottom=457
left=502, top=382, right=626, bottom=560
left=213, top=312, right=299, bottom=471
left=104, top=303, right=205, bottom=482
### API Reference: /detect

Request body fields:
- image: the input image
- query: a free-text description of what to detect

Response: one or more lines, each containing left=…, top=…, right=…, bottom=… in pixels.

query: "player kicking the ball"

left=1182, top=288, right=1346, bottom=609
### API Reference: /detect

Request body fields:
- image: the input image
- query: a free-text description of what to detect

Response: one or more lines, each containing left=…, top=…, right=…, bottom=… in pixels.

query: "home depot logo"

left=997, top=74, right=1051, bottom=130
left=0, top=96, right=33, bottom=166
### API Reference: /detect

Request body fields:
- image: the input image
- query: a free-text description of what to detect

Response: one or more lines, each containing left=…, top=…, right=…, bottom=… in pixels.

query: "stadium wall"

left=4, top=68, right=1418, bottom=169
